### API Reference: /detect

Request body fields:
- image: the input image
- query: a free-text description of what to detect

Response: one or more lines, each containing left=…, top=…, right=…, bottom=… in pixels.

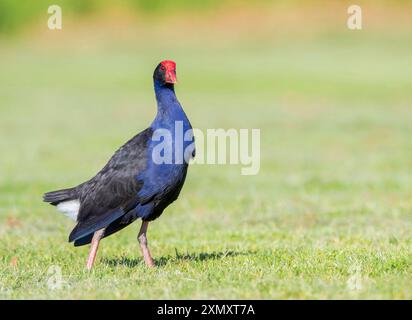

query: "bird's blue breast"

left=133, top=82, right=194, bottom=219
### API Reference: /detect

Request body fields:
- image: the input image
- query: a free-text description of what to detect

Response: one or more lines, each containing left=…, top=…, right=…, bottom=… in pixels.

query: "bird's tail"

left=43, top=187, right=77, bottom=206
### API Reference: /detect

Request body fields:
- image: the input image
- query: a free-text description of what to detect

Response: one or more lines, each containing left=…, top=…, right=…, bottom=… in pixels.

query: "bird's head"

left=153, top=60, right=177, bottom=86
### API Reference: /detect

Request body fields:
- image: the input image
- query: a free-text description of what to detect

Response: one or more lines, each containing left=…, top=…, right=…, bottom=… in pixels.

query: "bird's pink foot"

left=86, top=228, right=105, bottom=270
left=138, top=221, right=155, bottom=267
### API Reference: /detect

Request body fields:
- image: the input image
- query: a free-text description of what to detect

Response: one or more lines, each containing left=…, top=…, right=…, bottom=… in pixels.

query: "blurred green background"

left=0, top=0, right=411, bottom=299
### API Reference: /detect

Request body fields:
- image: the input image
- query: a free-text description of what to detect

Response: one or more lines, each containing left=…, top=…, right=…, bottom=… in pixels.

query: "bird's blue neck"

left=152, top=80, right=187, bottom=128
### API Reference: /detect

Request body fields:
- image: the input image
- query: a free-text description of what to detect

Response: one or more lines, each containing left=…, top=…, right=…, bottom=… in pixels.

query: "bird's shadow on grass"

left=103, top=250, right=254, bottom=268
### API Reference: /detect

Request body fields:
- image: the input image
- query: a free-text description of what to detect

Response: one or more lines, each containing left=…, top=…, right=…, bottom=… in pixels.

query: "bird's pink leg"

left=86, top=228, right=105, bottom=270
left=138, top=221, right=155, bottom=267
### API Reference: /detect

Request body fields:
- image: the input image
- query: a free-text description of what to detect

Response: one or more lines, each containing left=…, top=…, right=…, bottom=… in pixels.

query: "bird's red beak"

left=161, top=60, right=177, bottom=84
left=165, top=70, right=177, bottom=84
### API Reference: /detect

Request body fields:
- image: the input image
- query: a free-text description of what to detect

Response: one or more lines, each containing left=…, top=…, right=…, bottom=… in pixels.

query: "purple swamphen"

left=44, top=60, right=194, bottom=269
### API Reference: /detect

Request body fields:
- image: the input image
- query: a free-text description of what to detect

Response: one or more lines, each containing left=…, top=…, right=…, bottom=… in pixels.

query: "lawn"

left=0, top=6, right=412, bottom=299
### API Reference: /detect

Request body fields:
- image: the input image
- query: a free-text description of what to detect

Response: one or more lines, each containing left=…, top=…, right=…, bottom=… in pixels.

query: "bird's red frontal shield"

left=161, top=60, right=177, bottom=84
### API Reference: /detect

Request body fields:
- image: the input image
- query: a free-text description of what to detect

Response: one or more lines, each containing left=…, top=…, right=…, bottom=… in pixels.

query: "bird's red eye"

left=160, top=66, right=166, bottom=71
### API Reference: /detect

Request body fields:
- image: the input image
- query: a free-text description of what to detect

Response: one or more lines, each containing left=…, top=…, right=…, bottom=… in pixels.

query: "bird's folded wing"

left=69, top=208, right=125, bottom=242
left=69, top=128, right=153, bottom=242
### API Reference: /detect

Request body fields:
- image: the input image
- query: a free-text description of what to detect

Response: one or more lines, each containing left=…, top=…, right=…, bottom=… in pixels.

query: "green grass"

left=1, top=25, right=412, bottom=299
